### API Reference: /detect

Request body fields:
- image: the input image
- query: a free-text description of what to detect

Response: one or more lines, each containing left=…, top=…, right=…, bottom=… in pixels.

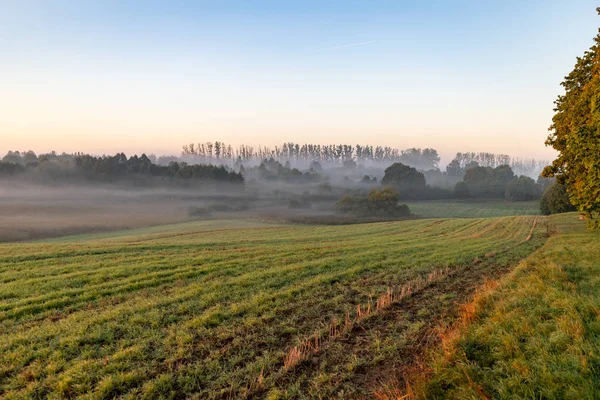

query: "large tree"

left=381, top=163, right=426, bottom=191
left=543, top=8, right=600, bottom=228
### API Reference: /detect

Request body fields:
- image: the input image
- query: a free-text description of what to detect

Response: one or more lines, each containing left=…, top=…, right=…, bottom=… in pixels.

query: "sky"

left=1, top=0, right=599, bottom=164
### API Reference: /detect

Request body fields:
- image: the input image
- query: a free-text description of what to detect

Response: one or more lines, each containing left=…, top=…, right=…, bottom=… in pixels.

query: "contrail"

left=317, top=40, right=376, bottom=51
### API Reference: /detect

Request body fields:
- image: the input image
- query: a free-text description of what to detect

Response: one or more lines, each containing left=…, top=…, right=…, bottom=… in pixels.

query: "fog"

left=0, top=147, right=552, bottom=242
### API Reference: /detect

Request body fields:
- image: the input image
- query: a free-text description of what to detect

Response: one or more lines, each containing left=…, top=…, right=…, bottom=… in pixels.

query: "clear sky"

left=1, top=0, right=598, bottom=164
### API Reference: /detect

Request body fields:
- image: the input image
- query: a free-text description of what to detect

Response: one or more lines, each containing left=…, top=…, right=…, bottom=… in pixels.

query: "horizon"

left=2, top=1, right=599, bottom=163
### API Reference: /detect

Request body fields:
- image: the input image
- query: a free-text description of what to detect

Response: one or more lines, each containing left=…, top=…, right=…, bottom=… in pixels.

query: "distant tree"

left=399, top=148, right=440, bottom=170
left=381, top=163, right=426, bottom=191
left=465, top=160, right=480, bottom=171
left=309, top=160, right=322, bottom=172
left=464, top=165, right=515, bottom=198
left=422, top=148, right=441, bottom=169
left=542, top=8, right=600, bottom=228
left=540, top=183, right=576, bottom=215
left=22, top=150, right=38, bottom=165
left=463, top=166, right=491, bottom=197
left=0, top=161, right=26, bottom=175
left=343, top=159, right=357, bottom=171
left=446, top=159, right=463, bottom=177
left=454, top=181, right=470, bottom=199
left=536, top=175, right=555, bottom=193
left=505, top=176, right=539, bottom=201
left=2, top=151, right=23, bottom=164
left=317, top=182, right=332, bottom=193
left=489, top=165, right=516, bottom=197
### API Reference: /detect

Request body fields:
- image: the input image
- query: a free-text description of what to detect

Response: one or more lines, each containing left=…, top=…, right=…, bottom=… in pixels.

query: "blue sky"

left=1, top=0, right=598, bottom=163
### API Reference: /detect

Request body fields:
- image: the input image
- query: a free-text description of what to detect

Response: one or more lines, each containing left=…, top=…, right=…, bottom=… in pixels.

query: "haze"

left=2, top=0, right=598, bottom=162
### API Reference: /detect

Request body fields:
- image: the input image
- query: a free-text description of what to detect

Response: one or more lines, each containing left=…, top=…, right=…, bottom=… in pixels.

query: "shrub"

left=335, top=187, right=410, bottom=217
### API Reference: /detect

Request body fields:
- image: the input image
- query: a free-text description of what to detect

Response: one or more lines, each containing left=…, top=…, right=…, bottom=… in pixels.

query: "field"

left=404, top=199, right=541, bottom=218
left=413, top=213, right=600, bottom=399
left=0, top=186, right=194, bottom=243
left=0, top=215, right=547, bottom=399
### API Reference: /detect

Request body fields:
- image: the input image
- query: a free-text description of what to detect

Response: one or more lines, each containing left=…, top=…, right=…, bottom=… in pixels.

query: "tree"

left=463, top=166, right=491, bottom=197
left=543, top=8, right=600, bottom=228
left=2, top=151, right=23, bottom=164
left=381, top=163, right=426, bottom=192
left=454, top=181, right=470, bottom=199
left=22, top=150, right=38, bottom=165
left=489, top=165, right=515, bottom=197
left=505, top=176, right=539, bottom=201
left=463, top=165, right=515, bottom=198
left=540, top=183, right=576, bottom=215
left=446, top=159, right=463, bottom=177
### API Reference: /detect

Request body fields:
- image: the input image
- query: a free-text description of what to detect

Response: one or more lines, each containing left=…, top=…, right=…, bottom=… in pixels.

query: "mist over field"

left=2, top=2, right=600, bottom=399
left=0, top=145, right=551, bottom=242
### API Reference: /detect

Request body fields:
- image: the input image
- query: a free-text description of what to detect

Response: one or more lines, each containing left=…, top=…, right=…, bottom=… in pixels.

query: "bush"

left=336, top=187, right=410, bottom=217
left=540, top=183, right=576, bottom=215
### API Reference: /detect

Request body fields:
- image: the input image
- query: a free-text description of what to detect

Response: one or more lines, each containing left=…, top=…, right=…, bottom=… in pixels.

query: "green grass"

left=0, top=216, right=545, bottom=399
left=38, top=219, right=284, bottom=243
left=405, top=199, right=541, bottom=218
left=420, top=213, right=600, bottom=399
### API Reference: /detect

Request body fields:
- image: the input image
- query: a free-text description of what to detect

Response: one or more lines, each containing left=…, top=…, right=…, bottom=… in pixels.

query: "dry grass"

left=282, top=267, right=455, bottom=370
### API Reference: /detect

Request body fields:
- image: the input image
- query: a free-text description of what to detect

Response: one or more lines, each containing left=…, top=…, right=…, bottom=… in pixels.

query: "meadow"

left=411, top=213, right=600, bottom=399
left=0, top=215, right=546, bottom=399
left=404, top=199, right=541, bottom=218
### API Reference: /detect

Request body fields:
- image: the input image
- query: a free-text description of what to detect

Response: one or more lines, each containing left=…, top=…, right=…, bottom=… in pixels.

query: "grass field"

left=405, top=199, right=541, bottom=218
left=0, top=215, right=546, bottom=399
left=408, top=213, right=600, bottom=399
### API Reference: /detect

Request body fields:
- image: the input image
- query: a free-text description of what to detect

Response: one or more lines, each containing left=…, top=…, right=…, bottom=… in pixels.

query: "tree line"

left=182, top=142, right=441, bottom=170
left=181, top=142, right=547, bottom=177
left=0, top=152, right=243, bottom=185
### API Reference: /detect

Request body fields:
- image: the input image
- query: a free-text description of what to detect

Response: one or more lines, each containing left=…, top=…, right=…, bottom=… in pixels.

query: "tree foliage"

left=543, top=9, right=600, bottom=228
left=463, top=165, right=516, bottom=198
left=74, top=154, right=244, bottom=183
left=182, top=142, right=440, bottom=168
left=454, top=181, right=470, bottom=199
left=540, top=183, right=577, bottom=215
left=381, top=163, right=426, bottom=191
left=505, top=176, right=539, bottom=201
